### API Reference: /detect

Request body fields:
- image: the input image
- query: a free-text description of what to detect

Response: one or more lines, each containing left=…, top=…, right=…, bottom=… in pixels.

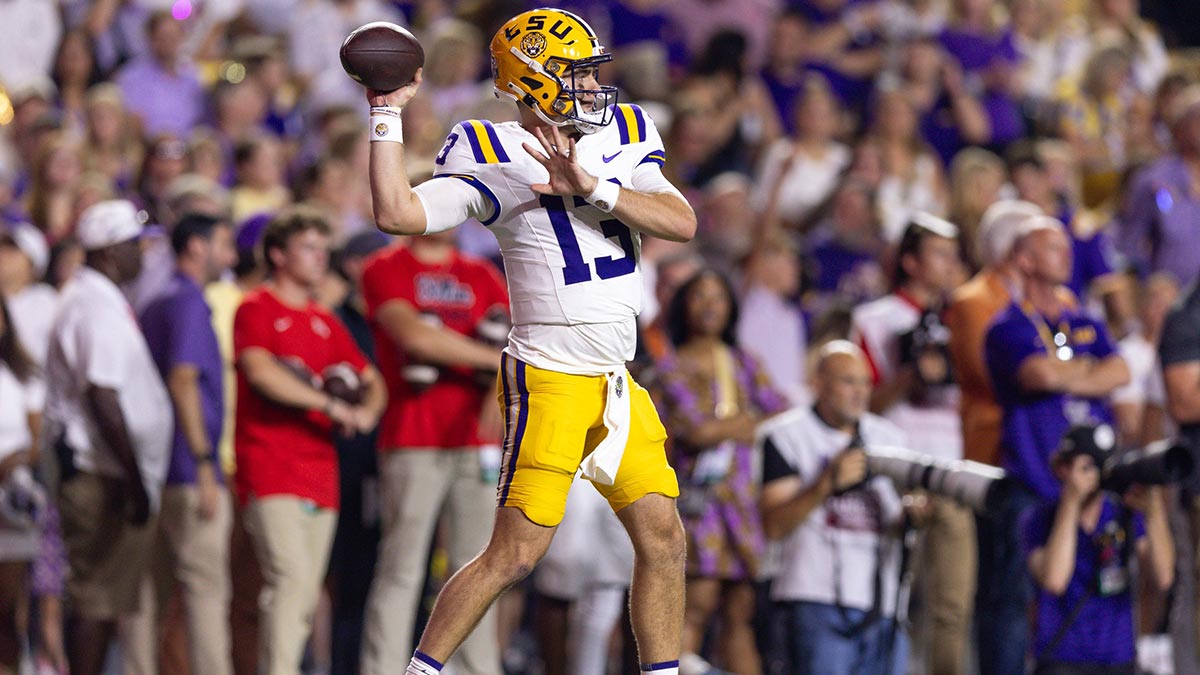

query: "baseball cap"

left=76, top=199, right=146, bottom=251
left=1166, top=85, right=1200, bottom=130
left=1, top=223, right=49, bottom=276
left=977, top=200, right=1044, bottom=266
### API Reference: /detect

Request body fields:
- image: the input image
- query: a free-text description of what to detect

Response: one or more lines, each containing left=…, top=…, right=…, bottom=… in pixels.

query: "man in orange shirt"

left=946, top=200, right=1044, bottom=467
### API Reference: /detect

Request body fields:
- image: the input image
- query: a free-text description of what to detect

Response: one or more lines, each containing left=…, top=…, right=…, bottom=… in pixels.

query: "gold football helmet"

left=490, top=8, right=617, bottom=134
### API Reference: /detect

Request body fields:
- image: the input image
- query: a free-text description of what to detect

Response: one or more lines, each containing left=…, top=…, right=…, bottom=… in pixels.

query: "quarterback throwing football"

left=364, top=8, right=696, bottom=675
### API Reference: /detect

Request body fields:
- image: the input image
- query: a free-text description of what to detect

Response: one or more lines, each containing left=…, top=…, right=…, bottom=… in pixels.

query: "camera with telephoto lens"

left=862, top=445, right=1012, bottom=512
left=1056, top=423, right=1194, bottom=494
left=898, top=309, right=955, bottom=389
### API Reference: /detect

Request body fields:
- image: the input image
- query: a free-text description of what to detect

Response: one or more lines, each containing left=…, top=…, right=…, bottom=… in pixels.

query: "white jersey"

left=421, top=105, right=676, bottom=374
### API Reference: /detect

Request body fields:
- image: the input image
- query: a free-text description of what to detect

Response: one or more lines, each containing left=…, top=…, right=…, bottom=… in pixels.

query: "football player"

left=362, top=7, right=696, bottom=675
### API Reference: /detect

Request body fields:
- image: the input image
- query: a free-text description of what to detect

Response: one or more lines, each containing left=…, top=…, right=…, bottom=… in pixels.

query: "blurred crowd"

left=3, top=0, right=1200, bottom=674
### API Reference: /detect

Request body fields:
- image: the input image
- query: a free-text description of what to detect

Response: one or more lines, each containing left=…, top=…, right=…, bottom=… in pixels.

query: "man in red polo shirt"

left=233, top=206, right=386, bottom=675
left=359, top=229, right=508, bottom=674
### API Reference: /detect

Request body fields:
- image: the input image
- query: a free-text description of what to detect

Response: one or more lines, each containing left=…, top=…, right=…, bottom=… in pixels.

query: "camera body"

left=1056, top=423, right=1194, bottom=493
left=898, top=309, right=955, bottom=400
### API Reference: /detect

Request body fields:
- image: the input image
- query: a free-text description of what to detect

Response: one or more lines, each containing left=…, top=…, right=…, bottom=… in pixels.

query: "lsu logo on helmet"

left=490, top=8, right=617, bottom=134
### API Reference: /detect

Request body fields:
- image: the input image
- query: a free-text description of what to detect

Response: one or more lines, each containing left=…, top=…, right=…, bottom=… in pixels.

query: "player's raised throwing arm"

left=523, top=125, right=697, bottom=243
left=367, top=74, right=429, bottom=235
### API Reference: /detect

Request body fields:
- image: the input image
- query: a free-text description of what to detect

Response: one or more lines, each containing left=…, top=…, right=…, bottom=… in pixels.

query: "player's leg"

left=411, top=506, right=557, bottom=667
left=408, top=356, right=597, bottom=674
left=615, top=493, right=687, bottom=668
left=593, top=375, right=685, bottom=672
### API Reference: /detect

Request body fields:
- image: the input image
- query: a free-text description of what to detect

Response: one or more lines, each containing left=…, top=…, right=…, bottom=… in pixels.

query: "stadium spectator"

left=114, top=12, right=205, bottom=138
left=50, top=30, right=100, bottom=130
left=737, top=229, right=808, bottom=406
left=1022, top=424, right=1174, bottom=673
left=655, top=270, right=787, bottom=674
left=81, top=84, right=140, bottom=193
left=129, top=213, right=238, bottom=675
left=1005, top=141, right=1121, bottom=305
left=359, top=230, right=508, bottom=675
left=850, top=215, right=971, bottom=674
left=326, top=230, right=390, bottom=675
left=233, top=206, right=385, bottom=675
left=1088, top=0, right=1168, bottom=95
left=1118, top=85, right=1200, bottom=287
left=43, top=199, right=172, bottom=675
left=895, top=34, right=991, bottom=166
left=862, top=85, right=949, bottom=243
left=1058, top=46, right=1138, bottom=209
left=230, top=134, right=290, bottom=224
left=0, top=0, right=62, bottom=95
left=752, top=74, right=850, bottom=231
left=759, top=341, right=909, bottom=674
left=1158, top=273, right=1200, bottom=656
left=1110, top=273, right=1177, bottom=448
left=0, top=296, right=43, bottom=674
left=0, top=223, right=55, bottom=364
left=939, top=0, right=1024, bottom=149
left=136, top=134, right=189, bottom=226
left=26, top=134, right=83, bottom=244
left=981, top=213, right=1129, bottom=674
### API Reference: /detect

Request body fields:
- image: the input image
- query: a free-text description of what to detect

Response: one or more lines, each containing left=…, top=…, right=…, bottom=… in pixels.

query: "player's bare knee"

left=633, top=513, right=686, bottom=570
left=479, top=541, right=544, bottom=587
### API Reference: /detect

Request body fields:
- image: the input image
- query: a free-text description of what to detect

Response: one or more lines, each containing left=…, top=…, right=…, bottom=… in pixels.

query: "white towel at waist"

left=580, top=369, right=632, bottom=486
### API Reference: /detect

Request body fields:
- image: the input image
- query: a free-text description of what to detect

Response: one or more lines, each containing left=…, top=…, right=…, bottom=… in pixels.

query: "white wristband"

left=369, top=107, right=404, bottom=143
left=585, top=179, right=620, bottom=213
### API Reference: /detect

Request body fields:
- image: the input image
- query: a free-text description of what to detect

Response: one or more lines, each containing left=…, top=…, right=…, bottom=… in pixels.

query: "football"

left=322, top=363, right=365, bottom=405
left=340, top=22, right=424, bottom=92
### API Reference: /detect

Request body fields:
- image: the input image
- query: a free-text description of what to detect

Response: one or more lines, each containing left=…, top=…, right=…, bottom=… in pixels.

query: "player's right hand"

left=367, top=68, right=423, bottom=109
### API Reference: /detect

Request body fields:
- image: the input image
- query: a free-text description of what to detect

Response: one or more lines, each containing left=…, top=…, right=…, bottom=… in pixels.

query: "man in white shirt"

left=43, top=200, right=172, bottom=675
left=848, top=214, right=973, bottom=674
left=759, top=341, right=908, bottom=674
left=0, top=222, right=56, bottom=364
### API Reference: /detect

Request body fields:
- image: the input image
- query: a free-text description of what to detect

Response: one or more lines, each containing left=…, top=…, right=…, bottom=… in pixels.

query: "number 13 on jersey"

left=540, top=193, right=637, bottom=286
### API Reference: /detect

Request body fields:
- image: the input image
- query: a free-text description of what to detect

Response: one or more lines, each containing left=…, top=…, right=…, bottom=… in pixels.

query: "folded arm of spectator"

left=675, top=412, right=761, bottom=451
left=240, top=347, right=332, bottom=411
left=1017, top=353, right=1129, bottom=397
left=375, top=299, right=502, bottom=372
left=353, top=366, right=388, bottom=434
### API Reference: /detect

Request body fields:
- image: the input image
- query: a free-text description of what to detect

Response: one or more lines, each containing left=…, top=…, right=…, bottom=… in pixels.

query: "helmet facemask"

left=496, top=48, right=618, bottom=135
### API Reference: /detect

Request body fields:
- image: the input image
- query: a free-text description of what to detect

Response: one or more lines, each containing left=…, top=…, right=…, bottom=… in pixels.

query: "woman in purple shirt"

left=939, top=0, right=1025, bottom=148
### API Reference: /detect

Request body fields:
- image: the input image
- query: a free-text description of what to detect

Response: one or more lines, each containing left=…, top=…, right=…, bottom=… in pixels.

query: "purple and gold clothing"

left=655, top=348, right=787, bottom=580
left=1020, top=497, right=1144, bottom=665
left=985, top=301, right=1118, bottom=499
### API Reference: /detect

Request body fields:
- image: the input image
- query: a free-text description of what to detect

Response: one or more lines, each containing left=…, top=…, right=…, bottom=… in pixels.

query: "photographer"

left=1022, top=425, right=1174, bottom=675
left=759, top=341, right=909, bottom=674
left=850, top=214, right=972, bottom=675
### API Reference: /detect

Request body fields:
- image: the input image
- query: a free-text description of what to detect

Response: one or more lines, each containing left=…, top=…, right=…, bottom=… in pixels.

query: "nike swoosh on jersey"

left=602, top=151, right=621, bottom=163
left=274, top=317, right=292, bottom=332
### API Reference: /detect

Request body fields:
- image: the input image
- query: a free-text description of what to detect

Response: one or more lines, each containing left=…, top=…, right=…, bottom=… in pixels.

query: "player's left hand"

left=522, top=125, right=598, bottom=197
